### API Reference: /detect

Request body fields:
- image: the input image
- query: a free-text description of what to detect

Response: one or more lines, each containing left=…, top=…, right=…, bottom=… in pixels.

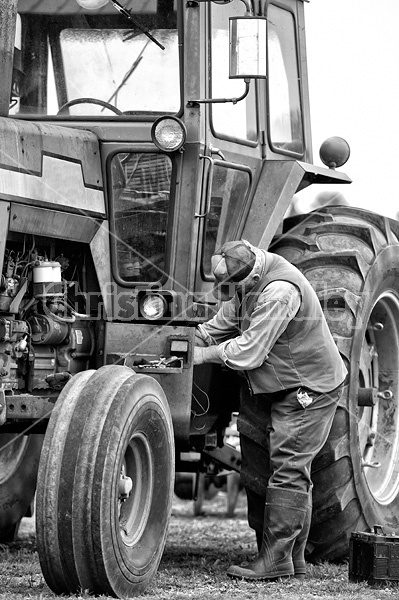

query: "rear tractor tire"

left=36, top=365, right=175, bottom=598
left=273, top=206, right=399, bottom=561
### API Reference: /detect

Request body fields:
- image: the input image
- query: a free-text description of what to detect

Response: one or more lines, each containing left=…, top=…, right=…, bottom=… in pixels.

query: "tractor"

left=1, top=0, right=399, bottom=597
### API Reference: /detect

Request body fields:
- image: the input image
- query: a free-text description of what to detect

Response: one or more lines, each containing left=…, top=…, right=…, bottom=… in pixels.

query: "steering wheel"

left=57, top=98, right=123, bottom=116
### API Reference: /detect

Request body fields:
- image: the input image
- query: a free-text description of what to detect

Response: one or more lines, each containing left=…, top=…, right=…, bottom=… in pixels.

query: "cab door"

left=194, top=0, right=262, bottom=299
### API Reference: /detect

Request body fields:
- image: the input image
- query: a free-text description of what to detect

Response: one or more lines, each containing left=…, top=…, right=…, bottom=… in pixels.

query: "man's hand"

left=193, top=345, right=224, bottom=365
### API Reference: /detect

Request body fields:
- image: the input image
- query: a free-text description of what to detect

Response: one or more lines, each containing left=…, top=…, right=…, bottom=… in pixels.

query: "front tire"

left=36, top=365, right=174, bottom=597
left=273, top=206, right=399, bottom=561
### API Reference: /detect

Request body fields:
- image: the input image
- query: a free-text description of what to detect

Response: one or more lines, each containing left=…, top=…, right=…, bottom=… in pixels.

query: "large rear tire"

left=0, top=433, right=43, bottom=542
left=36, top=365, right=175, bottom=597
left=273, top=206, right=399, bottom=561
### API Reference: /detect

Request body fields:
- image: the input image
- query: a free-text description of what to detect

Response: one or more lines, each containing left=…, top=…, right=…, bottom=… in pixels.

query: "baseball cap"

left=211, top=241, right=257, bottom=301
left=212, top=240, right=256, bottom=283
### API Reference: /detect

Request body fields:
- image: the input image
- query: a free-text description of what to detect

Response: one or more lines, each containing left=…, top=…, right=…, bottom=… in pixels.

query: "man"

left=194, top=240, right=347, bottom=581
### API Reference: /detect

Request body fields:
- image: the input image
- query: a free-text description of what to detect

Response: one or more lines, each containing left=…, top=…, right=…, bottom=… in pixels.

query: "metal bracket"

left=187, top=79, right=251, bottom=108
left=195, top=155, right=214, bottom=219
left=5, top=394, right=57, bottom=420
left=203, top=443, right=241, bottom=473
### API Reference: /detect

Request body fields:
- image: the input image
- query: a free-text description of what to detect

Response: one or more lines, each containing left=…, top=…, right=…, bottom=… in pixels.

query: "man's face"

left=214, top=282, right=238, bottom=302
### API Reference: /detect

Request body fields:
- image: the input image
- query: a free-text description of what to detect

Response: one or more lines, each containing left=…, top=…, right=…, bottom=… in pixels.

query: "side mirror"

left=187, top=12, right=267, bottom=106
left=229, top=17, right=267, bottom=79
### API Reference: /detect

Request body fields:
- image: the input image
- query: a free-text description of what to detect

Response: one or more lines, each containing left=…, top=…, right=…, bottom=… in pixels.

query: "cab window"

left=210, top=2, right=257, bottom=142
left=268, top=5, right=304, bottom=154
left=110, top=153, right=173, bottom=284
left=13, top=1, right=180, bottom=117
left=202, top=165, right=251, bottom=277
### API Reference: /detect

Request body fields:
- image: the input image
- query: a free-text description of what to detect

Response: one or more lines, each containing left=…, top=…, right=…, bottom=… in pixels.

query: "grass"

left=0, top=493, right=398, bottom=599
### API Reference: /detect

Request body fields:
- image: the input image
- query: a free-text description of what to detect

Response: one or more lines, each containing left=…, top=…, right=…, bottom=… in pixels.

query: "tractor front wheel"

left=36, top=365, right=174, bottom=597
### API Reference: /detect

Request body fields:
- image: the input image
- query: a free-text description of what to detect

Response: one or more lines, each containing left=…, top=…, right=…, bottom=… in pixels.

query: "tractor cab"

left=6, top=0, right=349, bottom=321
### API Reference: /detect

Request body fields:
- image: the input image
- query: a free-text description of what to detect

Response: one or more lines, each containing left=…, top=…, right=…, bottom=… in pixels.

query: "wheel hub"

left=118, top=474, right=133, bottom=501
left=118, top=432, right=154, bottom=545
left=358, top=291, right=399, bottom=504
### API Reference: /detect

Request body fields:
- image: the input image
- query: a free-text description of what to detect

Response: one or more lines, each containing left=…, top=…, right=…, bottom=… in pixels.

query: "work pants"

left=237, top=384, right=342, bottom=534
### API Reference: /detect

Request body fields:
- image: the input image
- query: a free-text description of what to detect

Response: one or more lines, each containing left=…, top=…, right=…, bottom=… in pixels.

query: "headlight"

left=75, top=0, right=109, bottom=8
left=151, top=116, right=186, bottom=152
left=139, top=294, right=168, bottom=320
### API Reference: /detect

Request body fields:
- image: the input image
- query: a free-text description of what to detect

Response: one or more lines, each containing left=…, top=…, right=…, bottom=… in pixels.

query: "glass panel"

left=202, top=166, right=251, bottom=277
left=59, top=29, right=179, bottom=114
left=111, top=153, right=172, bottom=283
left=268, top=5, right=304, bottom=154
left=12, top=2, right=179, bottom=117
left=211, top=3, right=257, bottom=141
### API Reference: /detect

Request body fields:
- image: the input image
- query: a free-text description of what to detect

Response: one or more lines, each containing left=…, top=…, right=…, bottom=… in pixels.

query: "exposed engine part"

left=0, top=322, right=95, bottom=392
left=0, top=350, right=15, bottom=390
left=32, top=261, right=63, bottom=299
left=0, top=275, right=20, bottom=312
left=0, top=250, right=26, bottom=312
left=0, top=318, right=28, bottom=343
left=45, top=372, right=72, bottom=390
left=0, top=243, right=96, bottom=394
left=56, top=320, right=95, bottom=376
left=29, top=314, right=69, bottom=345
left=32, top=261, right=62, bottom=284
left=30, top=346, right=57, bottom=390
left=42, top=300, right=76, bottom=324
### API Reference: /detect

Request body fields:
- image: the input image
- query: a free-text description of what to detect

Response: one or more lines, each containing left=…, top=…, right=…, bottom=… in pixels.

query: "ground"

left=1, top=490, right=398, bottom=600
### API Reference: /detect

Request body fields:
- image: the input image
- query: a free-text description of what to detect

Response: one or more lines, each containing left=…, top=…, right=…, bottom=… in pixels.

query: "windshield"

left=13, top=0, right=180, bottom=117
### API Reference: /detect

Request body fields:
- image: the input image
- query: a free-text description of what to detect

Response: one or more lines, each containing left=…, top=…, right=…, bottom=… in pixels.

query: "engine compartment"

left=0, top=233, right=99, bottom=395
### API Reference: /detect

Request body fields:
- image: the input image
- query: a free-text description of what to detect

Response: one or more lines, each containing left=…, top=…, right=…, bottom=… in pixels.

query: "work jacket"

left=238, top=253, right=347, bottom=393
left=199, top=252, right=347, bottom=394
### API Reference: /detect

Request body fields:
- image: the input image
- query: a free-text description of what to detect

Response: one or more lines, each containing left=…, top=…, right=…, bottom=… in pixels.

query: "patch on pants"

left=297, top=388, right=313, bottom=408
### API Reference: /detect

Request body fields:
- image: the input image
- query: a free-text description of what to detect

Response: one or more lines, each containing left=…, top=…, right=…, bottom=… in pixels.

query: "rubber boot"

left=227, top=487, right=308, bottom=581
left=292, top=499, right=312, bottom=579
left=253, top=496, right=311, bottom=577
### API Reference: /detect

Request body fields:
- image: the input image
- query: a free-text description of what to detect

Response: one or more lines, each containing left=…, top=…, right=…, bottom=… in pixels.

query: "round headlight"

left=139, top=294, right=168, bottom=320
left=151, top=117, right=187, bottom=152
left=75, top=0, right=108, bottom=8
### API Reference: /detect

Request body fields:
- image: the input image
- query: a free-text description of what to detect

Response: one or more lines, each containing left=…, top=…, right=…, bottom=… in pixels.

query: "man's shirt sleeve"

left=211, top=281, right=301, bottom=371
left=197, top=299, right=240, bottom=345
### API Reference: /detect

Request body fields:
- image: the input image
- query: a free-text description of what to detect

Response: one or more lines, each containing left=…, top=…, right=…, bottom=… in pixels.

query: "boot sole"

left=227, top=571, right=292, bottom=582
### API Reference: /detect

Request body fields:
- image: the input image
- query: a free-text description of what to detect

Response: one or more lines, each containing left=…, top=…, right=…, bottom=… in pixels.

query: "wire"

left=191, top=380, right=210, bottom=417
left=41, top=300, right=75, bottom=324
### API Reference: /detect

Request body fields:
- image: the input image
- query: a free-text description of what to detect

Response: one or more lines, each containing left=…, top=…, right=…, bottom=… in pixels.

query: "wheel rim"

left=0, top=435, right=28, bottom=484
left=358, top=290, right=399, bottom=504
left=118, top=432, right=154, bottom=546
